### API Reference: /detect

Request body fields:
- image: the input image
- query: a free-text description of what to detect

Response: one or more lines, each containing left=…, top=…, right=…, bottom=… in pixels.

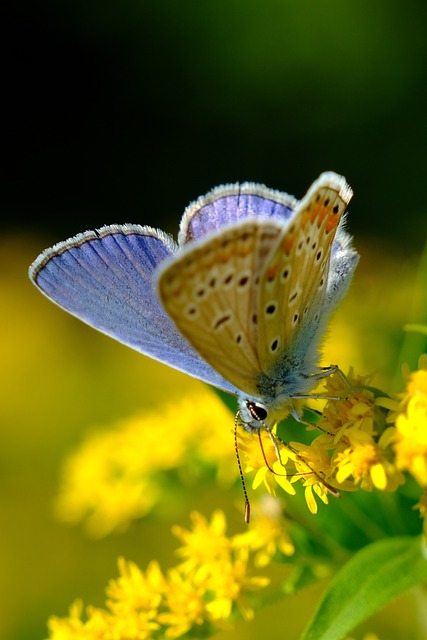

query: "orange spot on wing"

left=325, top=212, right=341, bottom=233
left=266, top=264, right=279, bottom=281
left=282, top=234, right=295, bottom=254
left=300, top=210, right=312, bottom=228
left=219, top=250, right=233, bottom=263
left=316, top=205, right=330, bottom=228
left=309, top=203, right=322, bottom=223
left=237, top=245, right=254, bottom=258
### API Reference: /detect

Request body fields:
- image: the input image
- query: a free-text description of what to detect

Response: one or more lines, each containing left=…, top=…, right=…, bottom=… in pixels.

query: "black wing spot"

left=271, top=338, right=279, bottom=352
left=186, top=305, right=198, bottom=318
left=282, top=268, right=290, bottom=281
left=214, top=314, right=231, bottom=330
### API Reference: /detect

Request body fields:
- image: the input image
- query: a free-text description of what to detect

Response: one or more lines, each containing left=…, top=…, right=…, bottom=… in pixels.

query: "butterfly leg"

left=318, top=364, right=350, bottom=386
left=266, top=426, right=286, bottom=466
left=293, top=365, right=351, bottom=402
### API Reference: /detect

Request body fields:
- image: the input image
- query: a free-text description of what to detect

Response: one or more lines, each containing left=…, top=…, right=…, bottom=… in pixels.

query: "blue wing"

left=178, top=182, right=298, bottom=245
left=29, top=224, right=239, bottom=395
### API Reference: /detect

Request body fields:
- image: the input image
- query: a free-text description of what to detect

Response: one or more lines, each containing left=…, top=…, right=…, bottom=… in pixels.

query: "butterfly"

left=29, top=172, right=358, bottom=434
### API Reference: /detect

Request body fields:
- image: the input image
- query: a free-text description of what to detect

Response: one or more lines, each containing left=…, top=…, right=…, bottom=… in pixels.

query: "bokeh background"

left=2, top=1, right=427, bottom=639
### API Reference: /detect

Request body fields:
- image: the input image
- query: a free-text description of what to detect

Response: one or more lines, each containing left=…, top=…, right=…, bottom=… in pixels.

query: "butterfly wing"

left=256, top=172, right=354, bottom=370
left=157, top=173, right=355, bottom=399
left=157, top=218, right=287, bottom=397
left=29, top=224, right=239, bottom=395
left=325, top=224, right=359, bottom=313
left=178, top=182, right=297, bottom=245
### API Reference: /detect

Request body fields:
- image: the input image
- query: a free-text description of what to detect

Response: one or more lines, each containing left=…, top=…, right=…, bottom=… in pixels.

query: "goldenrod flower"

left=406, top=368, right=427, bottom=403
left=106, top=558, right=165, bottom=619
left=333, top=427, right=403, bottom=492
left=156, top=566, right=213, bottom=637
left=401, top=354, right=427, bottom=403
left=47, top=597, right=158, bottom=640
left=395, top=396, right=427, bottom=486
left=47, top=600, right=90, bottom=639
left=172, top=510, right=231, bottom=572
left=388, top=356, right=427, bottom=488
left=317, top=368, right=380, bottom=445
left=232, top=496, right=294, bottom=566
left=290, top=438, right=335, bottom=513
left=47, top=510, right=271, bottom=639
left=237, top=426, right=296, bottom=497
left=379, top=354, right=427, bottom=422
left=54, top=390, right=234, bottom=536
left=171, top=511, right=270, bottom=624
left=203, top=545, right=270, bottom=622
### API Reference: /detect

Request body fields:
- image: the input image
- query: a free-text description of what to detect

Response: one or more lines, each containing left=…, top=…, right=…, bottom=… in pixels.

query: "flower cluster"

left=392, top=355, right=427, bottom=532
left=393, top=355, right=427, bottom=486
left=57, top=355, right=427, bottom=534
left=46, top=354, right=427, bottom=638
left=238, top=357, right=427, bottom=521
left=47, top=508, right=287, bottom=639
left=54, top=390, right=235, bottom=537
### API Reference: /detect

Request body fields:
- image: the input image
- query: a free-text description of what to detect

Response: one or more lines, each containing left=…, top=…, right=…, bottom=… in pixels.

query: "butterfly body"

left=29, top=172, right=358, bottom=433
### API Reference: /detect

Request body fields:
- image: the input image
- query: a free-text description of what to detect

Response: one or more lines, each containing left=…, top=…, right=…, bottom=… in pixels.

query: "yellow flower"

left=156, top=566, right=211, bottom=638
left=47, top=510, right=271, bottom=639
left=47, top=597, right=158, bottom=640
left=172, top=510, right=231, bottom=571
left=406, top=368, right=427, bottom=402
left=333, top=427, right=404, bottom=492
left=317, top=368, right=379, bottom=445
left=54, top=390, right=235, bottom=537
left=237, top=426, right=296, bottom=498
left=106, top=558, right=165, bottom=618
left=47, top=600, right=91, bottom=640
left=395, top=395, right=427, bottom=487
left=232, top=496, right=295, bottom=566
left=167, top=510, right=269, bottom=630
left=204, top=545, right=270, bottom=622
left=290, top=438, right=335, bottom=513
left=381, top=355, right=427, bottom=422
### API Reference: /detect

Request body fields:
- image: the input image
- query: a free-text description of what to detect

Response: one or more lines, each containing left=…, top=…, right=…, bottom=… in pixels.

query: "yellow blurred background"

left=2, top=1, right=427, bottom=637
left=2, top=232, right=423, bottom=640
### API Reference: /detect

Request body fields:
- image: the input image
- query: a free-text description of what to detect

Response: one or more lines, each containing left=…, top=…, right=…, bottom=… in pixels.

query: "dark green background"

left=4, top=0, right=427, bottom=246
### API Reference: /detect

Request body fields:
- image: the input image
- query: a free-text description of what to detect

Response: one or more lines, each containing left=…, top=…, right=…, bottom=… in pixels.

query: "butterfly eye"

left=246, top=401, right=268, bottom=423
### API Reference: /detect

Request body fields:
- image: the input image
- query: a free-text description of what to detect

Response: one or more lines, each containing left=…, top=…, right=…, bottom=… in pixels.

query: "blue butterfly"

left=29, top=172, right=358, bottom=433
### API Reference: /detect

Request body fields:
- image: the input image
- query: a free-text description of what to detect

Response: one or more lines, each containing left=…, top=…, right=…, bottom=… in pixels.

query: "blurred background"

left=2, top=1, right=427, bottom=639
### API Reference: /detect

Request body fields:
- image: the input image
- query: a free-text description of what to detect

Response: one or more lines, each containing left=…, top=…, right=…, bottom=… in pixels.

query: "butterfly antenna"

left=234, top=413, right=251, bottom=524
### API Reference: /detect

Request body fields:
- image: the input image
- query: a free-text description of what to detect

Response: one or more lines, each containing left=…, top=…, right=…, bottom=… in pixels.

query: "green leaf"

left=301, top=535, right=427, bottom=640
left=404, top=323, right=427, bottom=336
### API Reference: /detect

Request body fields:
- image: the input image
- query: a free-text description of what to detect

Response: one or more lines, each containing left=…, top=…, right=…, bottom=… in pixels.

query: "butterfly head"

left=238, top=397, right=273, bottom=433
